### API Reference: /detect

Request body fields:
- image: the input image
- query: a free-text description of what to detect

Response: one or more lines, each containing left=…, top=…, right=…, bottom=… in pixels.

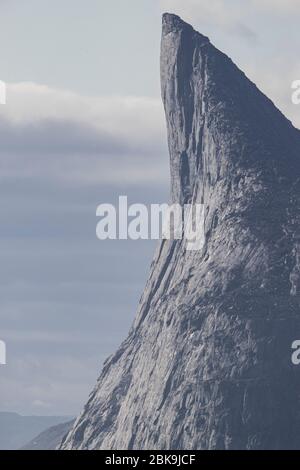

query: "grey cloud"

left=0, top=116, right=164, bottom=156
left=232, top=22, right=258, bottom=42
left=0, top=91, right=169, bottom=415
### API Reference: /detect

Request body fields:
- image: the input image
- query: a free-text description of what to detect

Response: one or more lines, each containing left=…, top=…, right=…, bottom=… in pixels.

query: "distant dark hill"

left=21, top=420, right=75, bottom=450
left=0, top=412, right=71, bottom=450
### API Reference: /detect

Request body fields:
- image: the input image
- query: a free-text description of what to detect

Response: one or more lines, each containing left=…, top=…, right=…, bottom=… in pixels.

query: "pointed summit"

left=161, top=13, right=299, bottom=204
left=162, top=13, right=209, bottom=43
left=162, top=13, right=194, bottom=34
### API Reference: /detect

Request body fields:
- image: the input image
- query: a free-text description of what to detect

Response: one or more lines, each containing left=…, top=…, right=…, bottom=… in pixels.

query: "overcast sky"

left=0, top=0, right=299, bottom=416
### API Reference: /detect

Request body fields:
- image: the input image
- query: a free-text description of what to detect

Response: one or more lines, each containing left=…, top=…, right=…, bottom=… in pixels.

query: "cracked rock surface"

left=61, top=14, right=300, bottom=450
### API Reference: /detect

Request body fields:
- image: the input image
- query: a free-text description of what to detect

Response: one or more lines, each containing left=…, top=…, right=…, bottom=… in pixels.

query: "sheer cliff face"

left=61, top=14, right=300, bottom=450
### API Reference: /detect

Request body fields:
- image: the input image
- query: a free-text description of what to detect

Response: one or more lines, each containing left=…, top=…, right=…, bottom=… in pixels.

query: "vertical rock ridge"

left=61, top=14, right=300, bottom=450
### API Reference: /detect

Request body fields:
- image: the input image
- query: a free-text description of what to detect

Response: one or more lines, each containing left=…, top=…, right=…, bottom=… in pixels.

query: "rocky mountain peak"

left=161, top=14, right=300, bottom=205
left=61, top=15, right=300, bottom=450
left=162, top=13, right=196, bottom=35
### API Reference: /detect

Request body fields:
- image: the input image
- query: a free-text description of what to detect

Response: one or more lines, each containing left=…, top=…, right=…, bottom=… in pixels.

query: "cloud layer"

left=0, top=83, right=168, bottom=185
left=0, top=82, right=169, bottom=415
